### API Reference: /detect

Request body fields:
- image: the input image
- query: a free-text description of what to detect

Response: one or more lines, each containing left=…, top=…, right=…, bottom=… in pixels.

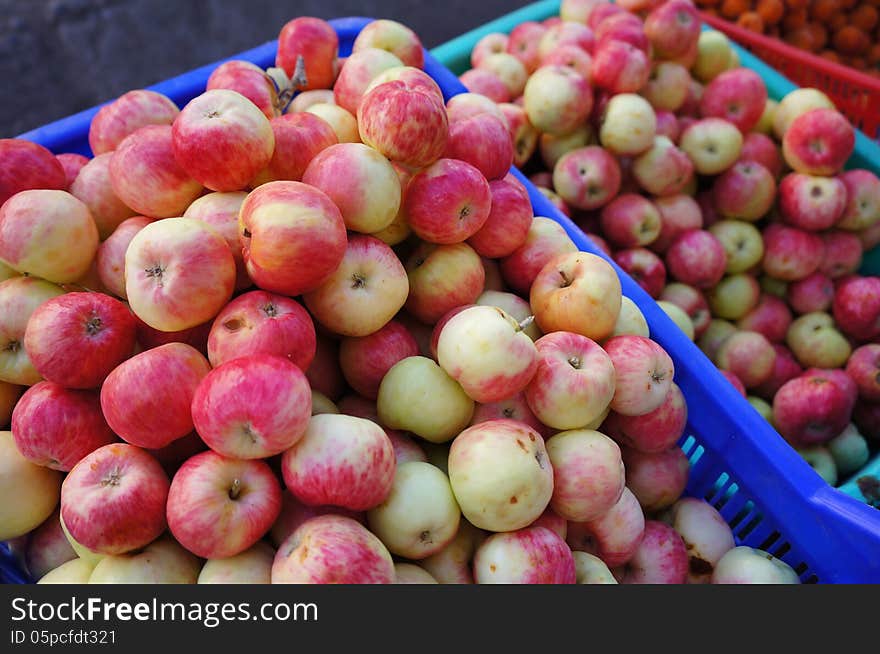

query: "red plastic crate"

left=701, top=11, right=880, bottom=142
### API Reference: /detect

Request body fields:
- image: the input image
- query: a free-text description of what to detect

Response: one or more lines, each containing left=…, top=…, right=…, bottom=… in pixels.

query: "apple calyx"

left=101, top=467, right=122, bottom=487
left=228, top=478, right=242, bottom=500
left=419, top=529, right=433, bottom=544
left=85, top=315, right=103, bottom=336
left=145, top=264, right=166, bottom=287
left=351, top=273, right=367, bottom=289
left=4, top=340, right=20, bottom=353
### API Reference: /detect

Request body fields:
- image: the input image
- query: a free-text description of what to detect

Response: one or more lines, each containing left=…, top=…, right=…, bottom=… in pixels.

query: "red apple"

left=470, top=391, right=552, bottom=439
left=23, top=292, right=136, bottom=389
left=0, top=139, right=66, bottom=207
left=55, top=153, right=89, bottom=188
left=712, top=161, right=775, bottom=222
left=788, top=272, right=835, bottom=315
left=206, top=59, right=279, bottom=120
left=591, top=40, right=650, bottom=94
left=604, top=335, right=675, bottom=416
left=88, top=89, right=179, bottom=155
left=739, top=132, right=783, bottom=179
left=778, top=173, right=847, bottom=232
left=100, top=342, right=210, bottom=449
left=652, top=194, right=703, bottom=254
left=623, top=446, right=690, bottom=513
left=600, top=193, right=661, bottom=248
left=60, top=443, right=169, bottom=555
left=471, top=32, right=509, bottom=69
left=621, top=520, right=688, bottom=584
left=458, top=68, right=511, bottom=102
left=333, top=47, right=405, bottom=115
left=644, top=0, right=700, bottom=60
left=819, top=231, right=863, bottom=279
left=473, top=526, right=576, bottom=584
left=467, top=173, right=533, bottom=259
left=614, top=247, right=668, bottom=298
left=352, top=18, right=424, bottom=69
left=567, top=486, right=645, bottom=567
left=773, top=373, right=852, bottom=446
left=762, top=223, right=825, bottom=282
left=167, top=450, right=281, bottom=559
left=339, top=321, right=418, bottom=401
left=96, top=216, right=153, bottom=299
left=69, top=153, right=135, bottom=240
left=239, top=180, right=347, bottom=296
left=306, top=334, right=345, bottom=401
left=508, top=21, right=549, bottom=73
left=602, top=382, right=687, bottom=453
left=275, top=17, right=339, bottom=91
left=782, top=108, right=854, bottom=176
left=523, top=65, right=593, bottom=136
left=659, top=283, right=711, bottom=339
left=253, top=112, right=338, bottom=186
left=443, top=113, right=514, bottom=182
left=25, top=509, right=77, bottom=581
left=665, top=230, right=727, bottom=289
left=736, top=294, right=793, bottom=343
left=405, top=242, right=485, bottom=325
left=832, top=276, right=880, bottom=342
left=753, top=344, right=803, bottom=400
left=837, top=169, right=880, bottom=231
left=699, top=68, right=767, bottom=135
left=553, top=145, right=622, bottom=211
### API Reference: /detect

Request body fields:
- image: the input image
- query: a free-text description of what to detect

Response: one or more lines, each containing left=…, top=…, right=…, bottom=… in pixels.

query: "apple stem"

left=558, top=270, right=572, bottom=287
left=229, top=478, right=242, bottom=500
left=517, top=315, right=535, bottom=332
left=291, top=55, right=308, bottom=90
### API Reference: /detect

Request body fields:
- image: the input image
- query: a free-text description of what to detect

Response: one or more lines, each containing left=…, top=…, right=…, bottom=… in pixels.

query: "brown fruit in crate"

left=848, top=55, right=868, bottom=69
left=782, top=8, right=809, bottom=30
left=757, top=0, right=785, bottom=24
left=833, top=26, right=870, bottom=54
left=786, top=0, right=810, bottom=8
left=852, top=4, right=880, bottom=30
left=810, top=0, right=841, bottom=21
left=840, top=0, right=858, bottom=8
left=737, top=11, right=766, bottom=32
left=720, top=0, right=751, bottom=20
left=785, top=27, right=817, bottom=51
left=828, top=13, right=848, bottom=31
left=806, top=23, right=829, bottom=51
left=868, top=43, right=880, bottom=63
left=820, top=49, right=843, bottom=63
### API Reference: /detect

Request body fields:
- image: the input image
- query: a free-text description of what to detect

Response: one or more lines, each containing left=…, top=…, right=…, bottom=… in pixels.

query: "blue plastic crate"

left=5, top=13, right=880, bottom=584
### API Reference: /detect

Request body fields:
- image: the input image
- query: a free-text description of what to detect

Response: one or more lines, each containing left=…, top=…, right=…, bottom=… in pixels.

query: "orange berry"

left=785, top=26, right=816, bottom=50
left=828, top=13, right=848, bottom=31
left=782, top=8, right=809, bottom=30
left=737, top=11, right=766, bottom=31
left=786, top=0, right=810, bottom=8
left=757, top=0, right=786, bottom=23
left=833, top=25, right=870, bottom=54
left=820, top=49, right=843, bottom=63
left=868, top=43, right=880, bottom=63
left=852, top=5, right=880, bottom=31
left=807, top=22, right=829, bottom=50
left=811, top=0, right=841, bottom=21
left=721, top=0, right=752, bottom=19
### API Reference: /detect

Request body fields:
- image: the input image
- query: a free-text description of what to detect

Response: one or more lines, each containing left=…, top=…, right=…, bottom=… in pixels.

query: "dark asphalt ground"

left=1, top=0, right=535, bottom=138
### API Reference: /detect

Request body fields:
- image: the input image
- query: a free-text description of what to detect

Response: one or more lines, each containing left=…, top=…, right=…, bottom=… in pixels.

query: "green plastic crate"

left=428, top=0, right=880, bottom=505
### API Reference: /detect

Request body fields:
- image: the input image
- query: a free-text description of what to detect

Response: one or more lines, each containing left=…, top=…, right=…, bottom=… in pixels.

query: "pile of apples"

left=458, top=0, right=880, bottom=493
left=0, top=12, right=802, bottom=585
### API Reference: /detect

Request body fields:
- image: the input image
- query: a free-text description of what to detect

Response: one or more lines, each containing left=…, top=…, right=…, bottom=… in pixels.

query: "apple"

left=109, top=124, right=204, bottom=218
left=827, top=423, right=871, bottom=477
left=664, top=497, right=735, bottom=584
left=404, top=241, right=485, bottom=325
left=437, top=305, right=538, bottom=404
left=772, top=88, right=835, bottom=140
left=666, top=229, right=727, bottom=289
left=641, top=62, right=690, bottom=113
left=69, top=153, right=135, bottom=240
left=739, top=132, right=783, bottom=179
left=458, top=68, right=513, bottom=103
left=524, top=331, right=616, bottom=431
left=304, top=103, right=360, bottom=143
left=367, top=461, right=460, bottom=559
left=506, top=21, right=548, bottom=73
left=467, top=174, right=533, bottom=259
left=773, top=372, right=852, bottom=446
left=377, top=356, right=474, bottom=443
left=560, top=0, right=605, bottom=22
left=25, top=518, right=83, bottom=581
left=777, top=173, right=847, bottom=233
left=545, top=428, right=624, bottom=522
left=522, top=65, right=593, bottom=136
left=282, top=413, right=395, bottom=510
left=621, top=520, right=688, bottom=584
left=11, top=380, right=116, bottom=471
left=476, top=290, right=542, bottom=341
left=87, top=535, right=201, bottom=584
left=473, top=526, right=576, bottom=584
left=644, top=0, right=700, bottom=60
left=288, top=89, right=334, bottom=113
left=692, top=30, right=734, bottom=84
left=711, top=546, right=800, bottom=584
left=357, top=76, right=448, bottom=168
left=207, top=59, right=279, bottom=120
left=837, top=169, right=880, bottom=231
left=600, top=193, right=661, bottom=248
left=716, top=330, right=776, bottom=389
left=699, top=68, right=768, bottom=135
left=712, top=161, right=776, bottom=222
left=753, top=344, right=804, bottom=400
left=207, top=290, right=315, bottom=372
left=88, top=89, right=180, bottom=155
left=191, top=354, right=311, bottom=459
left=539, top=124, right=595, bottom=170
left=445, top=92, right=508, bottom=125
left=708, top=220, right=765, bottom=275
left=630, top=135, right=694, bottom=197
left=394, top=564, right=439, bottom=584
left=198, top=541, right=275, bottom=584
left=659, top=283, right=710, bottom=339
left=443, top=113, right=514, bottom=182
left=269, top=490, right=366, bottom=548
left=125, top=217, right=234, bottom=332
left=707, top=274, right=761, bottom=321
left=60, top=442, right=169, bottom=555
left=333, top=47, right=405, bottom=115
left=96, top=216, right=153, bottom=299
left=832, top=276, right=880, bottom=342
left=339, top=320, right=419, bottom=400
left=530, top=250, right=622, bottom=341
left=22, top=292, right=136, bottom=390
left=275, top=17, right=338, bottom=91
left=0, top=139, right=66, bottom=208
left=762, top=223, right=825, bottom=282
left=610, top=295, right=651, bottom=339
left=820, top=231, right=863, bottom=279
left=272, top=514, right=395, bottom=584
left=352, top=18, right=424, bottom=68
left=652, top=194, right=703, bottom=254
left=101, top=342, right=210, bottom=449
left=471, top=32, right=509, bottom=69
left=846, top=344, right=880, bottom=402
left=166, top=450, right=281, bottom=559
left=614, top=247, right=667, bottom=299
left=786, top=311, right=852, bottom=369
left=478, top=53, right=529, bottom=99
left=598, top=93, right=656, bottom=157
left=623, top=446, right=689, bottom=513
left=736, top=294, right=793, bottom=344
left=697, top=318, right=736, bottom=362
left=499, top=103, right=540, bottom=168
left=553, top=145, right=622, bottom=211
left=0, top=276, right=66, bottom=386
left=591, top=40, right=650, bottom=94
left=566, top=486, right=645, bottom=567
left=604, top=335, right=675, bottom=416
left=573, top=551, right=618, bottom=584
left=239, top=180, right=347, bottom=296
left=405, top=158, right=492, bottom=245
left=0, top=430, right=62, bottom=541
left=782, top=108, right=854, bottom=176
left=654, top=110, right=680, bottom=142
left=539, top=19, right=595, bottom=58
left=37, top=558, right=98, bottom=584
left=0, top=189, right=98, bottom=284
left=448, top=419, right=553, bottom=532
left=470, top=390, right=552, bottom=440
left=788, top=272, right=835, bottom=315
left=541, top=44, right=593, bottom=81
left=679, top=118, right=743, bottom=176
left=250, top=115, right=338, bottom=188
left=420, top=519, right=485, bottom=584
